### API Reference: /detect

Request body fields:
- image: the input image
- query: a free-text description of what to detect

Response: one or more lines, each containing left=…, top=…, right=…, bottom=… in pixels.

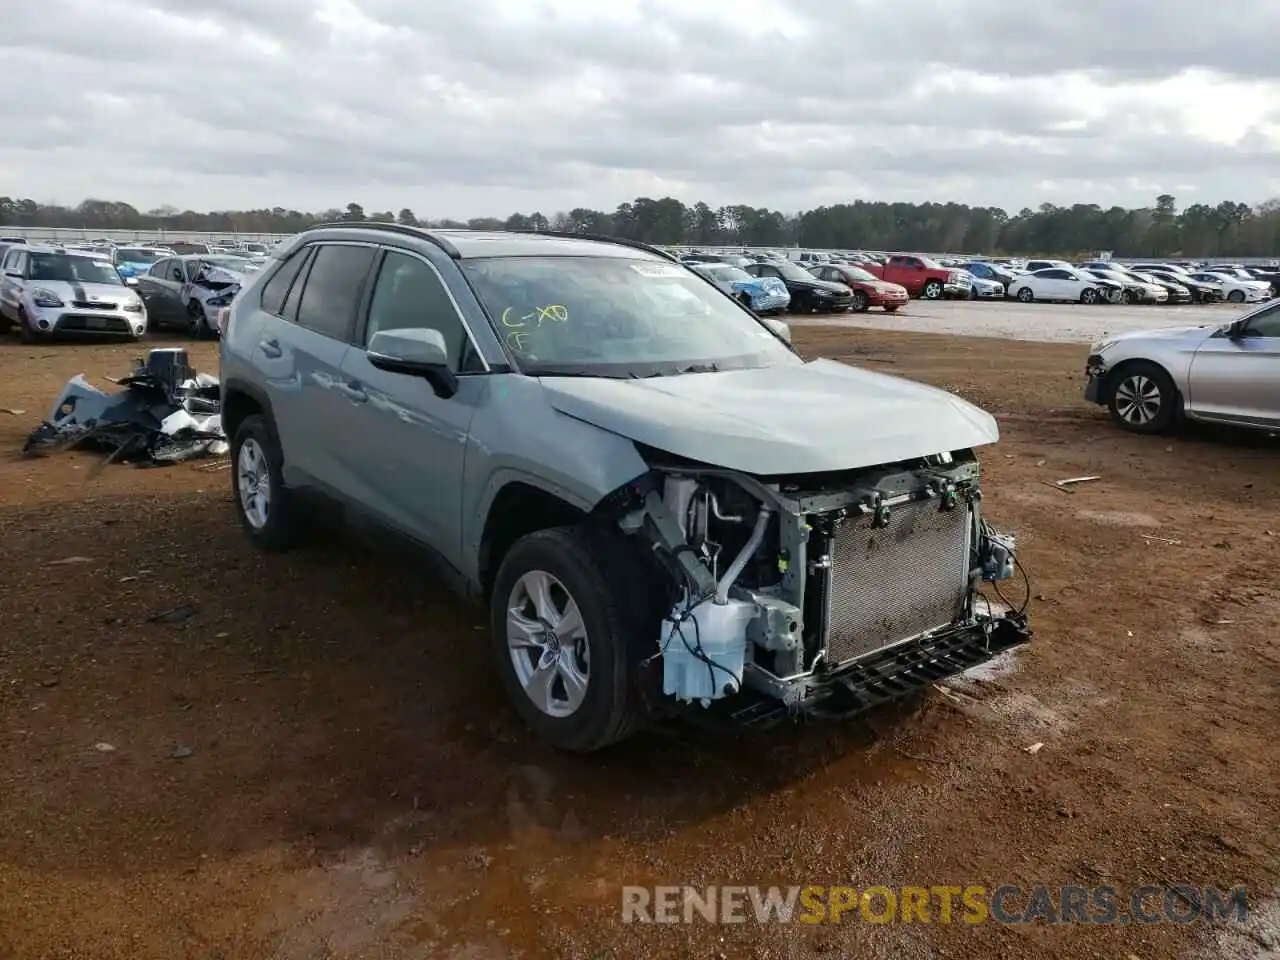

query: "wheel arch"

left=220, top=377, right=275, bottom=446
left=477, top=481, right=590, bottom=602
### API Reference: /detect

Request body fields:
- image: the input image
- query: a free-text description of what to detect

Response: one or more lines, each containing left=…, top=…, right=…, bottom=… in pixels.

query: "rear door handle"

left=339, top=380, right=367, bottom=403
left=259, top=338, right=282, bottom=358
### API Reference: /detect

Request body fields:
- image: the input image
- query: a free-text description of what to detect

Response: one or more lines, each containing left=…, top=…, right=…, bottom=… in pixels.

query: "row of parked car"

left=674, top=247, right=1280, bottom=310
left=0, top=236, right=266, bottom=341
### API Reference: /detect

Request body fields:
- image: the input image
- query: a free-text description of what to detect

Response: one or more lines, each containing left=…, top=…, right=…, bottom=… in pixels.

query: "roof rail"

left=308, top=221, right=461, bottom=258
left=517, top=230, right=679, bottom=262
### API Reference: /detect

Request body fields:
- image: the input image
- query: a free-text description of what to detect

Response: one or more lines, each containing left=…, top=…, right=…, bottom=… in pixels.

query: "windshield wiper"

left=674, top=362, right=720, bottom=375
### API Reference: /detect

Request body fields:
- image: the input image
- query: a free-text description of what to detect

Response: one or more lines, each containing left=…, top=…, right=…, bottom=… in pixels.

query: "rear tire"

left=1107, top=362, right=1177, bottom=434
left=229, top=414, right=300, bottom=551
left=489, top=526, right=664, bottom=752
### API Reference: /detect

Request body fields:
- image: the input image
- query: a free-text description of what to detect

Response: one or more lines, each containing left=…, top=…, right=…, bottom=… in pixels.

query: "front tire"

left=851, top=290, right=869, bottom=313
left=187, top=300, right=209, bottom=338
left=921, top=280, right=943, bottom=300
left=229, top=414, right=300, bottom=551
left=1227, top=290, right=1245, bottom=303
left=490, top=527, right=662, bottom=752
left=1080, top=287, right=1099, bottom=304
left=1108, top=362, right=1177, bottom=434
left=1016, top=287, right=1034, bottom=303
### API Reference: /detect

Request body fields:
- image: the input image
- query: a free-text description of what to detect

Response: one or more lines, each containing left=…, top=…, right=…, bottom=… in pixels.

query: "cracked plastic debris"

left=20, top=347, right=228, bottom=466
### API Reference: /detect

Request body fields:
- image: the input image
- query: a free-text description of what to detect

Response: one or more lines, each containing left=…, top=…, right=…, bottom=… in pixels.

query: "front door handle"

left=339, top=380, right=367, bottom=403
left=259, top=338, right=282, bottom=358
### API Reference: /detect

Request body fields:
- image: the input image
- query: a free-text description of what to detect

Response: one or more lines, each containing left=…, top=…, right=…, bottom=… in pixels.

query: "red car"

left=807, top=264, right=909, bottom=312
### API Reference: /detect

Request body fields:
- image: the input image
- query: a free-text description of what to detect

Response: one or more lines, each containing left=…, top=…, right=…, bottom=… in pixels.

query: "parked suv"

left=219, top=224, right=1029, bottom=751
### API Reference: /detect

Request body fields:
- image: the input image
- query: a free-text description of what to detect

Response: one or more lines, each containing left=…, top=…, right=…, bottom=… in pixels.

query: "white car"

left=965, top=273, right=1006, bottom=299
left=1008, top=267, right=1118, bottom=304
left=1189, top=272, right=1270, bottom=304
left=0, top=246, right=147, bottom=341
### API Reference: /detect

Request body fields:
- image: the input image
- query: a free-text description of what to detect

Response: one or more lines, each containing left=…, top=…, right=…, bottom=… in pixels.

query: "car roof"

left=298, top=223, right=671, bottom=261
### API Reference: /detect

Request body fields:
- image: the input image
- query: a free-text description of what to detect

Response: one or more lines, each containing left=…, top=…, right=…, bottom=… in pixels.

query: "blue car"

left=691, top=262, right=791, bottom=314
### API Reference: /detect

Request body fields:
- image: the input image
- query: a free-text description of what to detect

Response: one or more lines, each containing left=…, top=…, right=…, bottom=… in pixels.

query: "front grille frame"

left=812, top=493, right=973, bottom=667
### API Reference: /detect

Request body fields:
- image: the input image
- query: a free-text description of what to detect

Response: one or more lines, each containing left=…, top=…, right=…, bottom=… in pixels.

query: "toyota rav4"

left=219, top=224, right=1029, bottom=751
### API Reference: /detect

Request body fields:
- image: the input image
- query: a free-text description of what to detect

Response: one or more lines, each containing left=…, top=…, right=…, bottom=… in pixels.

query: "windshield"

left=117, top=248, right=165, bottom=264
left=202, top=256, right=250, bottom=273
left=703, top=265, right=753, bottom=283
left=29, top=253, right=123, bottom=285
left=460, top=256, right=798, bottom=376
left=919, top=257, right=945, bottom=270
left=840, top=266, right=877, bottom=282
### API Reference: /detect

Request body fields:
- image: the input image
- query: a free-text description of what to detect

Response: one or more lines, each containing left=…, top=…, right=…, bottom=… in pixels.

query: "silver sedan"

left=1083, top=299, right=1280, bottom=433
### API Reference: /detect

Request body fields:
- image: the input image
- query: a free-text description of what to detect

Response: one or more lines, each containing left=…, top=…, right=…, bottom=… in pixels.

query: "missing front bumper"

left=731, top=614, right=1030, bottom=726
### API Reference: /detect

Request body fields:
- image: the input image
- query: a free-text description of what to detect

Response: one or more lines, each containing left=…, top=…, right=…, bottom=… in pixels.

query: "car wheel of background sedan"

left=187, top=300, right=209, bottom=338
left=851, top=291, right=869, bottom=312
left=1107, top=362, right=1177, bottom=434
left=1227, top=290, right=1245, bottom=303
left=1016, top=287, right=1034, bottom=303
left=1080, top=288, right=1099, bottom=304
left=489, top=526, right=664, bottom=752
left=921, top=280, right=943, bottom=300
left=1122, top=289, right=1139, bottom=304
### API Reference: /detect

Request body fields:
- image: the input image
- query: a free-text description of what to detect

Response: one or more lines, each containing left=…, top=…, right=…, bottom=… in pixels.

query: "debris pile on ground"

left=21, top=348, right=227, bottom=466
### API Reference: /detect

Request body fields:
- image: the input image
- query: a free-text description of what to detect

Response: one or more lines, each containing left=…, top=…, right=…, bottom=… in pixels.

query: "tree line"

left=3, top=193, right=1279, bottom=258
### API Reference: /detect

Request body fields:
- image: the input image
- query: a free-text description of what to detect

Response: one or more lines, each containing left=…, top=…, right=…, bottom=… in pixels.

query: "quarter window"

left=294, top=244, right=377, bottom=340
left=259, top=248, right=310, bottom=316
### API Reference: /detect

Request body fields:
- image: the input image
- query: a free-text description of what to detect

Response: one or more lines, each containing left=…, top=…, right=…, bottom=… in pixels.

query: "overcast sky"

left=4, top=0, right=1280, bottom=219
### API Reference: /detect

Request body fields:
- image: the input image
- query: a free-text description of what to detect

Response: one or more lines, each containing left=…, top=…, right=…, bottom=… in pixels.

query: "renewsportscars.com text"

left=621, top=884, right=1250, bottom=926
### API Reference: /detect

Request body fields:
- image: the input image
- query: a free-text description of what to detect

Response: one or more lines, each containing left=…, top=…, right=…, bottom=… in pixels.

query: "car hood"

left=538, top=359, right=999, bottom=474
left=1102, top=324, right=1216, bottom=347
left=28, top=279, right=134, bottom=303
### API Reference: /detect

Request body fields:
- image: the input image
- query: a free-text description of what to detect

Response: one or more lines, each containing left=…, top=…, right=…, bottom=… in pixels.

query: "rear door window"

left=292, top=244, right=376, bottom=341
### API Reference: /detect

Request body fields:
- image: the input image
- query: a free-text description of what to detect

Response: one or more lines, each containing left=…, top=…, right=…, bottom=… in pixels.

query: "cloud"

left=1, top=0, right=1279, bottom=218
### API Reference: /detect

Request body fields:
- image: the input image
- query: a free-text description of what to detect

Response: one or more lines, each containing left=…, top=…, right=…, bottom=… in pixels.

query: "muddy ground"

left=0, top=327, right=1276, bottom=960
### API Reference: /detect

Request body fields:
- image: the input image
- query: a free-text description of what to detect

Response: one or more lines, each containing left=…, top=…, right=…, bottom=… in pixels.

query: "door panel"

left=333, top=247, right=484, bottom=561
left=1188, top=321, right=1280, bottom=425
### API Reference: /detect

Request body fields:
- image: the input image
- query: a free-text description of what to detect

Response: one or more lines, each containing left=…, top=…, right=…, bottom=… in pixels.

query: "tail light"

left=214, top=307, right=231, bottom=335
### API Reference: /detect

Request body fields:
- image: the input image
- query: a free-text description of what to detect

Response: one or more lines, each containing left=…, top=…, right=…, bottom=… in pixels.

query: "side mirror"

left=366, top=327, right=458, bottom=398
left=1226, top=320, right=1247, bottom=339
left=4, top=270, right=20, bottom=279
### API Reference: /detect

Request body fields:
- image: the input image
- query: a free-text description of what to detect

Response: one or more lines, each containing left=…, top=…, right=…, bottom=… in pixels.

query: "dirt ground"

left=0, top=327, right=1276, bottom=960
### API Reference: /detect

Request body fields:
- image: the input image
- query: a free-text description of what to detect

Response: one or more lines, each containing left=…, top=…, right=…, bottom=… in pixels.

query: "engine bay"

left=616, top=448, right=1029, bottom=717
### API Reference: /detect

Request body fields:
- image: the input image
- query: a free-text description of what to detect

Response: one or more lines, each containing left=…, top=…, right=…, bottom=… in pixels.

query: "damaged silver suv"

left=219, top=224, right=1029, bottom=751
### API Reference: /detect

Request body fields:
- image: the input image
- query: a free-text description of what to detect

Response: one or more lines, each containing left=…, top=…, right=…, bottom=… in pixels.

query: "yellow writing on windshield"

left=500, top=304, right=569, bottom=328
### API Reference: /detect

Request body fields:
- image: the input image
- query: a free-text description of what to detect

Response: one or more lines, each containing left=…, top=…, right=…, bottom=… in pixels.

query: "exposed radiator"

left=821, top=496, right=971, bottom=665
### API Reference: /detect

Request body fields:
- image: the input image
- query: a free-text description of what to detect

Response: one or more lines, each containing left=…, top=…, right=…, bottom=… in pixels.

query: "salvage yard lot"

left=0, top=325, right=1277, bottom=960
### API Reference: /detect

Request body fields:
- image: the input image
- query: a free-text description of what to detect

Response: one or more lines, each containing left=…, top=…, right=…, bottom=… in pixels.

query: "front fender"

left=459, top=375, right=650, bottom=581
